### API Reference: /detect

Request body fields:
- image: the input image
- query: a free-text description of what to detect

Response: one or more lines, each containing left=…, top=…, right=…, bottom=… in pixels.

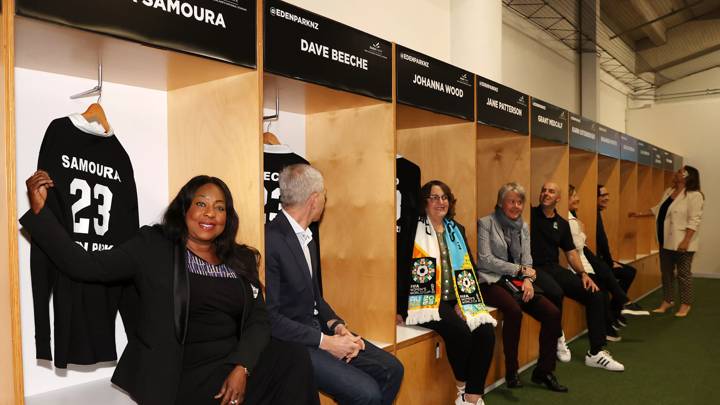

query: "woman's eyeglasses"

left=427, top=194, right=449, bottom=202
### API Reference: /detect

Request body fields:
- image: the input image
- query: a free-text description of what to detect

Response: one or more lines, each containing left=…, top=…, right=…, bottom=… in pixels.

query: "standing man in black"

left=530, top=182, right=625, bottom=372
left=596, top=185, right=649, bottom=320
left=264, top=164, right=404, bottom=405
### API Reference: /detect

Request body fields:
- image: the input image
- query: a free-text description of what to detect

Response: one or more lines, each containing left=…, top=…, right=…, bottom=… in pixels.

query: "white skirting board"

left=25, top=379, right=135, bottom=405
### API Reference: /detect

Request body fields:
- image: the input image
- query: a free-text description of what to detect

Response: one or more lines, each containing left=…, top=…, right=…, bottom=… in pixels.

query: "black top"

left=596, top=210, right=613, bottom=268
left=31, top=117, right=139, bottom=368
left=185, top=251, right=246, bottom=344
left=396, top=157, right=421, bottom=314
left=396, top=219, right=476, bottom=319
left=530, top=206, right=575, bottom=267
left=657, top=195, right=674, bottom=247
left=20, top=208, right=269, bottom=405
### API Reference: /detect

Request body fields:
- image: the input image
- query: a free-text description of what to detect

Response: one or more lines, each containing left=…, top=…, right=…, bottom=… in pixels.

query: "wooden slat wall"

left=476, top=127, right=531, bottom=223
left=619, top=162, right=638, bottom=261
left=307, top=102, right=396, bottom=345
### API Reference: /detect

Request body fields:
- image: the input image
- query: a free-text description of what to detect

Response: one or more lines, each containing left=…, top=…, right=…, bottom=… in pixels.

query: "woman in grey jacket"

left=477, top=183, right=566, bottom=392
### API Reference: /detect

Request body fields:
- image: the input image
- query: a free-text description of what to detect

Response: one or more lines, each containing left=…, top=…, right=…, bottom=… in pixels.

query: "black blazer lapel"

left=172, top=243, right=189, bottom=344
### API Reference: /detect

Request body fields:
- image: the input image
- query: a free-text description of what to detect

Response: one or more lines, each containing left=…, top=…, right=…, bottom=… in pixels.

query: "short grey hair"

left=279, top=164, right=324, bottom=208
left=496, top=182, right=526, bottom=207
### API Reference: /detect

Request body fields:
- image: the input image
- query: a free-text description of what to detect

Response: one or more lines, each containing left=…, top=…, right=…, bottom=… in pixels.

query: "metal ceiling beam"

left=609, top=0, right=703, bottom=41
left=629, top=0, right=668, bottom=46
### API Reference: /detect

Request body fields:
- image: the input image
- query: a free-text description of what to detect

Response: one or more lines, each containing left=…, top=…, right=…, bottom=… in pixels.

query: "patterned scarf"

left=406, top=217, right=496, bottom=330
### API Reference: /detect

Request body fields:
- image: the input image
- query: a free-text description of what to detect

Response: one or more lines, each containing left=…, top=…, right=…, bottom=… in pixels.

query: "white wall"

left=15, top=68, right=168, bottom=397
left=501, top=21, right=580, bottom=113
left=627, top=68, right=720, bottom=275
left=285, top=0, right=452, bottom=62
left=598, top=70, right=629, bottom=131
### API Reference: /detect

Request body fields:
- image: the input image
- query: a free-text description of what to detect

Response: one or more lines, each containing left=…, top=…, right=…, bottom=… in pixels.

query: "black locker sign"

left=597, top=126, right=620, bottom=158
left=637, top=141, right=653, bottom=166
left=264, top=0, right=392, bottom=101
left=652, top=146, right=664, bottom=169
left=476, top=77, right=529, bottom=135
left=16, top=0, right=256, bottom=67
left=569, top=114, right=596, bottom=152
left=663, top=150, right=674, bottom=171
left=620, top=133, right=638, bottom=162
left=531, top=98, right=567, bottom=143
left=396, top=45, right=473, bottom=120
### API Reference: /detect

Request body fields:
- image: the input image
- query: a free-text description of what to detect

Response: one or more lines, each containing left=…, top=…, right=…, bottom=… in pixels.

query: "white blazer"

left=651, top=188, right=704, bottom=252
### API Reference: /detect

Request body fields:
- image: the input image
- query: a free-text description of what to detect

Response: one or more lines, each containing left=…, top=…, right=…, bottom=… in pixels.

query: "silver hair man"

left=279, top=164, right=325, bottom=208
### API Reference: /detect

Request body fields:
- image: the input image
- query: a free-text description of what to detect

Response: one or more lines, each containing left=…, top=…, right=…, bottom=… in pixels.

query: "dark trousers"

left=309, top=338, right=403, bottom=405
left=423, top=300, right=495, bottom=395
left=586, top=252, right=629, bottom=320
left=613, top=263, right=637, bottom=294
left=534, top=264, right=607, bottom=353
left=480, top=283, right=560, bottom=375
left=179, top=338, right=320, bottom=405
left=660, top=248, right=695, bottom=305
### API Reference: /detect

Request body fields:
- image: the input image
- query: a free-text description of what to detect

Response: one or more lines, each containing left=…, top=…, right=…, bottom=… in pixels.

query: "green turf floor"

left=482, top=278, right=720, bottom=405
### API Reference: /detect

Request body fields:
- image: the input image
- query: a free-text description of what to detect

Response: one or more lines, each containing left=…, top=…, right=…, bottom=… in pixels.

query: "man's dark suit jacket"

left=21, top=207, right=269, bottom=405
left=265, top=212, right=341, bottom=347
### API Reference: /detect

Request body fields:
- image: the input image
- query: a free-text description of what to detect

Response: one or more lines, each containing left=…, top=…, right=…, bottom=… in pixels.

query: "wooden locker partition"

left=396, top=104, right=477, bottom=249
left=636, top=165, right=654, bottom=256
left=530, top=138, right=569, bottom=216
left=298, top=81, right=397, bottom=347
left=651, top=169, right=666, bottom=251
left=476, top=126, right=531, bottom=222
left=618, top=161, right=638, bottom=261
left=597, top=156, right=619, bottom=255
left=570, top=149, right=598, bottom=251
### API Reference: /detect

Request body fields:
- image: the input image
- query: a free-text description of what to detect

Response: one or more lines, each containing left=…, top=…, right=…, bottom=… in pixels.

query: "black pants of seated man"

left=585, top=251, right=630, bottom=321
left=480, top=283, right=561, bottom=376
left=309, top=337, right=403, bottom=405
left=178, top=338, right=320, bottom=405
left=534, top=264, right=607, bottom=353
left=422, top=300, right=496, bottom=396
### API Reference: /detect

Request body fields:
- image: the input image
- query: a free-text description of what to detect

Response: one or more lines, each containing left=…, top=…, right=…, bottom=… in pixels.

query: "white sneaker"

left=585, top=350, right=625, bottom=371
left=557, top=334, right=571, bottom=362
left=454, top=393, right=485, bottom=405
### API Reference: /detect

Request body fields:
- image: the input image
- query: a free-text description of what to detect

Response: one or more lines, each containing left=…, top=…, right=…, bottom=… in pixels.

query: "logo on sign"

left=518, top=95, right=527, bottom=106
left=365, top=41, right=387, bottom=59
left=457, top=73, right=471, bottom=87
left=269, top=6, right=319, bottom=30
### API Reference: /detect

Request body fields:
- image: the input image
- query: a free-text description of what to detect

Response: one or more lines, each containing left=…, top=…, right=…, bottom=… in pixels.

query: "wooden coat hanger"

left=71, top=59, right=111, bottom=134
left=263, top=88, right=280, bottom=145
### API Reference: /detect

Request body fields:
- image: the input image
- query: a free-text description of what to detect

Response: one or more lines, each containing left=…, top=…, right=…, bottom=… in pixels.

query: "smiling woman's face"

left=185, top=183, right=227, bottom=245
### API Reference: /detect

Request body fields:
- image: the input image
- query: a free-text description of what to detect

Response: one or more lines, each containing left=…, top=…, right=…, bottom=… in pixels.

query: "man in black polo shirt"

left=530, top=182, right=625, bottom=372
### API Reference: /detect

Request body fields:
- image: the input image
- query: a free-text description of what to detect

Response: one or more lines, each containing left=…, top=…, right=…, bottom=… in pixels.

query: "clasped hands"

left=320, top=322, right=365, bottom=363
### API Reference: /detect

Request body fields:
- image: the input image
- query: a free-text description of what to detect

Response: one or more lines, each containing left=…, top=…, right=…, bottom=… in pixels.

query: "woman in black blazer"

left=23, top=172, right=318, bottom=405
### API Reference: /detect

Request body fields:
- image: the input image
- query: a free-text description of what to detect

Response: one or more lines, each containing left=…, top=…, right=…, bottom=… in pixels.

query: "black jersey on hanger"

left=30, top=116, right=139, bottom=368
left=396, top=156, right=421, bottom=317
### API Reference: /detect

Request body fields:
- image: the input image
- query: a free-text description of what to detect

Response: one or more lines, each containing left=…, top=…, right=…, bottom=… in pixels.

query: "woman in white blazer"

left=631, top=165, right=704, bottom=317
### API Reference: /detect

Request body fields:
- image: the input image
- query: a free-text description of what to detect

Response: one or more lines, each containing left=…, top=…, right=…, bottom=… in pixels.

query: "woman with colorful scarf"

left=476, top=183, right=567, bottom=392
left=398, top=180, right=496, bottom=405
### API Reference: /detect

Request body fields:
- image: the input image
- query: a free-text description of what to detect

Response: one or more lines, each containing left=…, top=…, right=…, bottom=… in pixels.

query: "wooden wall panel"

left=619, top=162, right=638, bottom=261
left=476, top=127, right=531, bottom=222
left=636, top=166, right=654, bottom=256
left=395, top=336, right=458, bottom=405
left=651, top=169, right=666, bottom=251
left=597, top=156, right=619, bottom=256
left=168, top=72, right=263, bottom=254
left=1, top=2, right=23, bottom=402
left=530, top=139, right=569, bottom=220
left=397, top=116, right=477, bottom=251
left=307, top=103, right=396, bottom=345
left=664, top=171, right=674, bottom=189
left=570, top=150, right=598, bottom=251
